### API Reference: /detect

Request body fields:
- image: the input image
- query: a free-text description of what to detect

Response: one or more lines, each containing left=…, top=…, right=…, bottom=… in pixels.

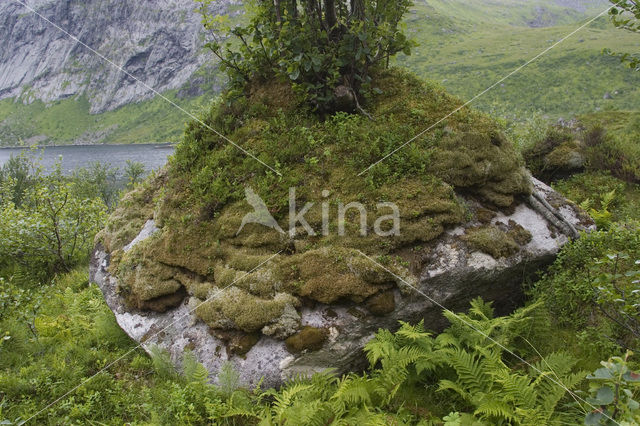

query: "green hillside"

left=400, top=0, right=640, bottom=120
left=0, top=0, right=638, bottom=145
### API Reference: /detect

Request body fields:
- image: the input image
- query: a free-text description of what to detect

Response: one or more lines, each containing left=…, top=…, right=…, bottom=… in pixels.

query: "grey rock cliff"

left=0, top=0, right=233, bottom=113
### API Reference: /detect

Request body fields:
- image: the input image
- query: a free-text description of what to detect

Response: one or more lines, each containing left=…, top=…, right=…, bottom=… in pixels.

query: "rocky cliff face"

left=0, top=0, right=233, bottom=114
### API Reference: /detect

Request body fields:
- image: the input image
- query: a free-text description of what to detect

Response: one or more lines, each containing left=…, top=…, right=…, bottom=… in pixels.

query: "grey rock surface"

left=90, top=177, right=595, bottom=388
left=0, top=0, right=234, bottom=113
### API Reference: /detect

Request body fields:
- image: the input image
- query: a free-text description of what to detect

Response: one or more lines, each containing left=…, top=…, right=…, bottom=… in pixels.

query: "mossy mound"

left=462, top=220, right=532, bottom=259
left=285, top=326, right=329, bottom=354
left=523, top=115, right=640, bottom=184
left=97, top=69, right=532, bottom=350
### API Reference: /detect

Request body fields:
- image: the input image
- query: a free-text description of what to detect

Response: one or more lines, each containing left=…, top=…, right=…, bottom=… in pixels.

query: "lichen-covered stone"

left=261, top=304, right=302, bottom=339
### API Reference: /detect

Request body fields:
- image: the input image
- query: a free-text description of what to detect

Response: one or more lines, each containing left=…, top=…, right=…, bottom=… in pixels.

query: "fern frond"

left=149, top=344, right=177, bottom=380
left=494, top=370, right=537, bottom=409
left=332, top=374, right=374, bottom=406
left=474, top=397, right=516, bottom=423
left=365, top=328, right=396, bottom=367
left=468, top=297, right=495, bottom=320
left=182, top=350, right=209, bottom=385
left=438, top=379, right=472, bottom=401
left=395, top=320, right=431, bottom=343
left=434, top=332, right=460, bottom=349
left=440, top=348, right=489, bottom=395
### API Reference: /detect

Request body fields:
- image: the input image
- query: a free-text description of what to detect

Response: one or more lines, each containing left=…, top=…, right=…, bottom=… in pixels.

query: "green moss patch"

left=285, top=326, right=329, bottom=354
left=506, top=220, right=533, bottom=246
left=194, top=287, right=299, bottom=333
left=463, top=226, right=520, bottom=259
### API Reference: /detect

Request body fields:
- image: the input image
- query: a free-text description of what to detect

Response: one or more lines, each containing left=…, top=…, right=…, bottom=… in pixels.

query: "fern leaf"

left=182, top=350, right=209, bottom=384
left=474, top=397, right=516, bottom=423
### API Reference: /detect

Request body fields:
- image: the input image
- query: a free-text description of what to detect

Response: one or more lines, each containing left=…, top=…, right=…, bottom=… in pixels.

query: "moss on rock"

left=365, top=291, right=396, bottom=316
left=463, top=226, right=520, bottom=259
left=261, top=304, right=301, bottom=339
left=195, top=287, right=299, bottom=333
left=278, top=248, right=392, bottom=304
left=427, top=132, right=531, bottom=207
left=507, top=220, right=533, bottom=246
left=285, top=326, right=329, bottom=354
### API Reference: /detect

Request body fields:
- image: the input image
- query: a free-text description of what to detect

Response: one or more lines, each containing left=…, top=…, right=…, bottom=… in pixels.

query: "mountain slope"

left=400, top=0, right=640, bottom=119
left=0, top=0, right=232, bottom=114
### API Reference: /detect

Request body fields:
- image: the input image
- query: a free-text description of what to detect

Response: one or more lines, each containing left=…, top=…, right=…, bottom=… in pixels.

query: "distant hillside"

left=402, top=0, right=640, bottom=120
left=0, top=0, right=237, bottom=146
left=413, top=0, right=609, bottom=28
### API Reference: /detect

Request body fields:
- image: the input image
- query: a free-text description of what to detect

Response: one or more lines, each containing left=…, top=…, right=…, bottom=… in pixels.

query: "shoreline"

left=0, top=142, right=176, bottom=150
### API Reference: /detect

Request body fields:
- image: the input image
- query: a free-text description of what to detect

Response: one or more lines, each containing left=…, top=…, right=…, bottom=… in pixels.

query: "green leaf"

left=595, top=386, right=615, bottom=405
left=587, top=368, right=614, bottom=380
left=585, top=411, right=604, bottom=425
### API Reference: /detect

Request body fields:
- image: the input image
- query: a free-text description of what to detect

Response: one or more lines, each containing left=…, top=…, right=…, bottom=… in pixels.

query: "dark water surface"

left=0, top=144, right=175, bottom=177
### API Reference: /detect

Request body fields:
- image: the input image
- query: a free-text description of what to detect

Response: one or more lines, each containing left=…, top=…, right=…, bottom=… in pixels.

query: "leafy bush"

left=70, top=161, right=119, bottom=208
left=533, top=222, right=640, bottom=352
left=606, top=0, right=640, bottom=71
left=124, top=160, right=145, bottom=188
left=0, top=152, right=37, bottom=207
left=0, top=159, right=107, bottom=277
left=584, top=351, right=640, bottom=425
left=196, top=0, right=414, bottom=112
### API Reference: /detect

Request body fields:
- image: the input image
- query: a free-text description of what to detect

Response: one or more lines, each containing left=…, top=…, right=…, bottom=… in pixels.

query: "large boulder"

left=90, top=70, right=594, bottom=388
left=90, top=177, right=592, bottom=388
